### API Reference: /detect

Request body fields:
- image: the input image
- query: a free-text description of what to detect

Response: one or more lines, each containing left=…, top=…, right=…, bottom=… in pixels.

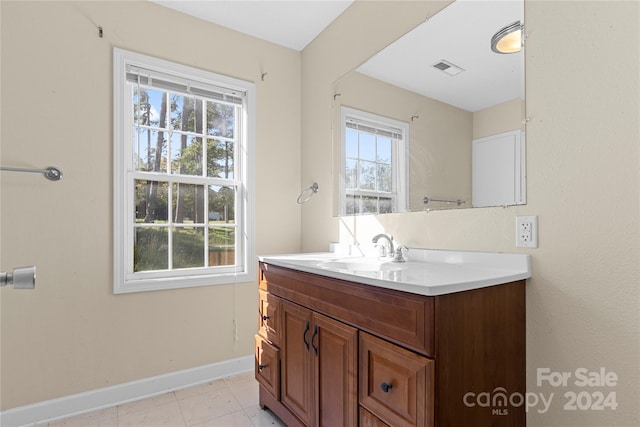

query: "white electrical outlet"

left=516, top=216, right=538, bottom=248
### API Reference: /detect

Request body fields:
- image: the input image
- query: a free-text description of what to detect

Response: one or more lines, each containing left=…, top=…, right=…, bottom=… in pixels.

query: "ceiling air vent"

left=432, top=60, right=465, bottom=76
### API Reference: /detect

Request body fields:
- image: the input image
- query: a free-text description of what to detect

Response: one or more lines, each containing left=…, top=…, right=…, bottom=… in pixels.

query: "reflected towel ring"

left=297, top=182, right=319, bottom=204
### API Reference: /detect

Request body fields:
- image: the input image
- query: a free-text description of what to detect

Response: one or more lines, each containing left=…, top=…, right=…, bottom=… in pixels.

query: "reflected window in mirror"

left=340, top=107, right=408, bottom=215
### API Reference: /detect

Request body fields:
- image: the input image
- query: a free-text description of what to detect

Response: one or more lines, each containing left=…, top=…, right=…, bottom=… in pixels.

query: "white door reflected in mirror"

left=472, top=130, right=526, bottom=208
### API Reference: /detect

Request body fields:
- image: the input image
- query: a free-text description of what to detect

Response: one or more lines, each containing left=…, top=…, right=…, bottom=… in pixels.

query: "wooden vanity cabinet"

left=256, top=262, right=525, bottom=427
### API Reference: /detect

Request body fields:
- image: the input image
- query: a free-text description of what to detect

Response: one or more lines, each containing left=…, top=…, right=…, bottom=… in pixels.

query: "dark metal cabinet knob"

left=381, top=382, right=393, bottom=393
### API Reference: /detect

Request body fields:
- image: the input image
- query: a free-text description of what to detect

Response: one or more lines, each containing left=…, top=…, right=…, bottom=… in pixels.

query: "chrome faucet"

left=372, top=234, right=394, bottom=258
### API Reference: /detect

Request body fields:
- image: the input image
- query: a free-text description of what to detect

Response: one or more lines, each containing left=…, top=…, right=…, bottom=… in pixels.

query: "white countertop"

left=258, top=249, right=531, bottom=296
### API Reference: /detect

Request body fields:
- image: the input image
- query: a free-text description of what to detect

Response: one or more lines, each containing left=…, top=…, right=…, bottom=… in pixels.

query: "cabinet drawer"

left=359, top=333, right=434, bottom=427
left=258, top=290, right=281, bottom=346
left=255, top=335, right=280, bottom=400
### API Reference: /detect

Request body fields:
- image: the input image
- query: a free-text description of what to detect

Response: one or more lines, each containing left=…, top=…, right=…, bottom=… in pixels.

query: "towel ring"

left=297, top=182, right=319, bottom=204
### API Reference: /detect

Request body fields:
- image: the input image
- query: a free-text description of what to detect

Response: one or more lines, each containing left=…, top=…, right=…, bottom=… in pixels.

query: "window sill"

left=114, top=269, right=254, bottom=294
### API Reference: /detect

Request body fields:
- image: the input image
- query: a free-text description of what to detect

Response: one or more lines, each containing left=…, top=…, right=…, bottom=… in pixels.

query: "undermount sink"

left=319, top=258, right=406, bottom=272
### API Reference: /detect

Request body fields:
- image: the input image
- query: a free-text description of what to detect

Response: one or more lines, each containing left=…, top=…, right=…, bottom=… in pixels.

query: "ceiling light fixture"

left=491, top=21, right=523, bottom=54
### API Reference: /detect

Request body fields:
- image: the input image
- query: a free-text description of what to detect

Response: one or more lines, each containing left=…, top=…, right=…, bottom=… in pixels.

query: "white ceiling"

left=151, top=0, right=524, bottom=112
left=151, top=0, right=354, bottom=51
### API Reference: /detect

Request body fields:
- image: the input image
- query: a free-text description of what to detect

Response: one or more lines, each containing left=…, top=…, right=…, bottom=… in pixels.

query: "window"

left=113, top=48, right=255, bottom=293
left=340, top=107, right=408, bottom=215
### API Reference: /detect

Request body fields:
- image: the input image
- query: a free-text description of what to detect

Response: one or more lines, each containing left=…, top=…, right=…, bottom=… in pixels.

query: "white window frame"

left=113, top=48, right=255, bottom=294
left=340, top=106, right=408, bottom=216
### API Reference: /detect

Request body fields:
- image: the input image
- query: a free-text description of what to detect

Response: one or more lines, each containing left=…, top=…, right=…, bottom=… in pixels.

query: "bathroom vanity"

left=255, top=250, right=530, bottom=426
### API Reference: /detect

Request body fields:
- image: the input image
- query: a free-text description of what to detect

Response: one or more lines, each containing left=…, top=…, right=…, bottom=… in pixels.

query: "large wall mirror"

left=332, top=0, right=525, bottom=215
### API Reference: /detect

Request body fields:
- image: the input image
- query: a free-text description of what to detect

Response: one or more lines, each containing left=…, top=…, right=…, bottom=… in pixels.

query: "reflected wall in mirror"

left=333, top=0, right=525, bottom=215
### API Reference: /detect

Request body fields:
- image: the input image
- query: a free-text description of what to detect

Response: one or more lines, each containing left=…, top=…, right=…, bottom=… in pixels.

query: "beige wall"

left=302, top=1, right=639, bottom=426
left=473, top=98, right=525, bottom=139
left=0, top=1, right=302, bottom=409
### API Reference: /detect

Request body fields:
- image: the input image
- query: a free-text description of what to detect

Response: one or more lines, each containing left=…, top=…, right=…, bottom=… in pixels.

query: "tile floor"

left=45, top=373, right=286, bottom=427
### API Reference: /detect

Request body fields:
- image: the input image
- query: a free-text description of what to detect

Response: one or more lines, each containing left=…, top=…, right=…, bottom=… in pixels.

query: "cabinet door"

left=281, top=301, right=314, bottom=426
left=259, top=290, right=281, bottom=346
left=313, top=312, right=358, bottom=427
left=360, top=333, right=434, bottom=427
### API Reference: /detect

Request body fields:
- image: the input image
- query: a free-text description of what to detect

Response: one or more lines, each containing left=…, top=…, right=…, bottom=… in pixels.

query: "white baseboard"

left=0, top=355, right=254, bottom=427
